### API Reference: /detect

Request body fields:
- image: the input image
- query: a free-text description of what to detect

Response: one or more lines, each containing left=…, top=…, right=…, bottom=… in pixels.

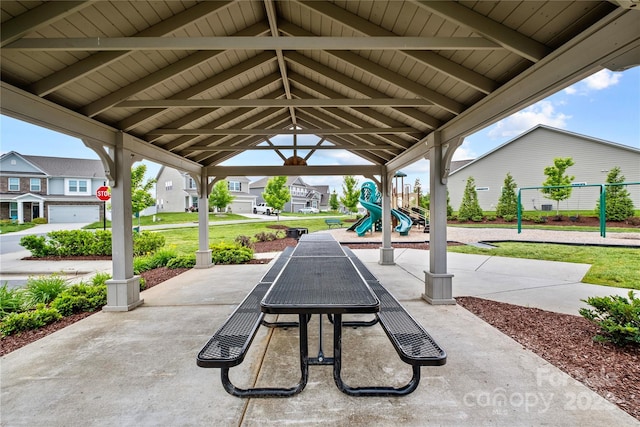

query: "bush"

left=210, top=242, right=254, bottom=264
left=234, top=235, right=254, bottom=248
left=0, top=283, right=26, bottom=319
left=0, top=305, right=61, bottom=336
left=19, top=235, right=50, bottom=257
left=133, top=256, right=154, bottom=275
left=149, top=248, right=178, bottom=268
left=51, top=283, right=107, bottom=317
left=579, top=291, right=639, bottom=347
left=502, top=214, right=515, bottom=222
left=166, top=255, right=196, bottom=269
left=133, top=231, right=165, bottom=256
left=458, top=177, right=483, bottom=222
left=23, top=274, right=68, bottom=307
left=32, top=217, right=47, bottom=224
left=254, top=231, right=279, bottom=242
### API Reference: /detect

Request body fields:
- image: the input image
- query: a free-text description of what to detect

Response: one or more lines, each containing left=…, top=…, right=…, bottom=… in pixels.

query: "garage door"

left=48, top=205, right=100, bottom=223
left=231, top=200, right=252, bottom=213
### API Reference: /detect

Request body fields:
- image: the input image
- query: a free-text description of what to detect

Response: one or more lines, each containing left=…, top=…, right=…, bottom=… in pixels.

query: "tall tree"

left=596, top=166, right=635, bottom=221
left=329, top=190, right=340, bottom=211
left=208, top=180, right=235, bottom=213
left=262, top=176, right=290, bottom=219
left=458, top=176, right=483, bottom=221
left=496, top=172, right=521, bottom=218
left=131, top=164, right=156, bottom=217
left=414, top=178, right=422, bottom=208
left=340, top=175, right=360, bottom=215
left=541, top=157, right=575, bottom=215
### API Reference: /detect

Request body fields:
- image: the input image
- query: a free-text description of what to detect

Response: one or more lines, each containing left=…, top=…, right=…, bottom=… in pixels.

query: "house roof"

left=1, top=1, right=637, bottom=179
left=1, top=151, right=105, bottom=178
left=449, top=124, right=640, bottom=175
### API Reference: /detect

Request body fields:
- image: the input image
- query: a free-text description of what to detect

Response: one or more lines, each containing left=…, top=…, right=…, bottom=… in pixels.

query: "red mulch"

left=457, top=296, right=639, bottom=420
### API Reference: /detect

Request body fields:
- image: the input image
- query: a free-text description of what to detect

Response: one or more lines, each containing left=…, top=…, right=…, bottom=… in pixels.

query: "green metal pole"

left=517, top=189, right=522, bottom=234
left=599, top=185, right=606, bottom=238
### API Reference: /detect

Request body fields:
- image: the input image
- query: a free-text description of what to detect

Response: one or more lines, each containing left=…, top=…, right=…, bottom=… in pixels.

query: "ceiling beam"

left=414, top=0, right=550, bottom=62
left=149, top=127, right=417, bottom=136
left=5, top=36, right=502, bottom=51
left=27, top=1, right=234, bottom=96
left=208, top=165, right=383, bottom=178
left=116, top=98, right=434, bottom=108
left=181, top=144, right=396, bottom=152
left=1, top=1, right=92, bottom=47
left=293, top=2, right=497, bottom=94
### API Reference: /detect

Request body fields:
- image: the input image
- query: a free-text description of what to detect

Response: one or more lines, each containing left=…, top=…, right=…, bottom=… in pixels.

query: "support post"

left=195, top=169, right=213, bottom=268
left=104, top=133, right=143, bottom=311
left=379, top=169, right=394, bottom=265
left=423, top=133, right=455, bottom=305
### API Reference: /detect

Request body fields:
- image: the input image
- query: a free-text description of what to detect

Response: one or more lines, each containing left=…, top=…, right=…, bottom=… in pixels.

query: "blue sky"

left=1, top=67, right=638, bottom=195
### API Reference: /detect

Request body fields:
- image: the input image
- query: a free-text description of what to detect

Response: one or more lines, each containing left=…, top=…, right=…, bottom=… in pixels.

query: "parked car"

left=298, top=207, right=319, bottom=214
left=253, top=203, right=276, bottom=215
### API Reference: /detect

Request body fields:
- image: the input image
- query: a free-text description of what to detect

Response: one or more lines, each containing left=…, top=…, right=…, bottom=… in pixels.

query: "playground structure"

left=353, top=181, right=413, bottom=237
left=392, top=172, right=429, bottom=232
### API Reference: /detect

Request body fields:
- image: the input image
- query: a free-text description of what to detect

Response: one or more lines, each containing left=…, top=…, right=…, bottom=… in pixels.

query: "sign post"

left=96, top=185, right=111, bottom=230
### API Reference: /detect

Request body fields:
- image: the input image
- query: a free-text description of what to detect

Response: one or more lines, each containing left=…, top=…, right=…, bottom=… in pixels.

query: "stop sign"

left=96, top=186, right=111, bottom=201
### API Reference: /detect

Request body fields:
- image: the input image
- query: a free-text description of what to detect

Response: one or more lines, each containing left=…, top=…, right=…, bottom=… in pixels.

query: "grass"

left=448, top=242, right=640, bottom=290
left=84, top=212, right=253, bottom=229
left=0, top=222, right=35, bottom=234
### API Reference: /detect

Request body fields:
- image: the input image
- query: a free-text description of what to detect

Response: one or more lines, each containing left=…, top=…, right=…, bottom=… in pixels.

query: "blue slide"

left=356, top=197, right=382, bottom=236
left=391, top=208, right=412, bottom=236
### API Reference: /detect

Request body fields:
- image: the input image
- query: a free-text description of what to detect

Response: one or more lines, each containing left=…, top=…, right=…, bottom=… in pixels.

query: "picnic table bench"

left=196, top=235, right=446, bottom=398
left=324, top=218, right=343, bottom=228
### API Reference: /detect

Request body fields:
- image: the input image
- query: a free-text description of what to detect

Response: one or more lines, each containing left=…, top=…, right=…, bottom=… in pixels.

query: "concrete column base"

left=103, top=277, right=143, bottom=312
left=379, top=247, right=395, bottom=265
left=195, top=250, right=213, bottom=269
left=422, top=271, right=456, bottom=305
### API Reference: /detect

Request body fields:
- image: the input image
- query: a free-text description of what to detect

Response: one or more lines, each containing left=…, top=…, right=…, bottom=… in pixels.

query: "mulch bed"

left=457, top=296, right=639, bottom=420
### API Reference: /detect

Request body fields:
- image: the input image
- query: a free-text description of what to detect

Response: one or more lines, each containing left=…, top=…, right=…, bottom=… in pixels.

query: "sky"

left=1, top=67, right=639, bottom=196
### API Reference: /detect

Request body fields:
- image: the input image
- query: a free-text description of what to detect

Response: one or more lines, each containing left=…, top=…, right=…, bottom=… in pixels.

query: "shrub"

left=0, top=283, right=26, bottom=319
left=51, top=283, right=107, bottom=316
left=149, top=248, right=178, bottom=268
left=32, top=217, right=47, bottom=224
left=133, top=231, right=165, bottom=256
left=496, top=172, right=521, bottom=218
left=254, top=231, right=279, bottom=242
left=458, top=177, right=483, bottom=222
left=471, top=215, right=483, bottom=222
left=166, top=255, right=196, bottom=269
left=19, top=235, right=50, bottom=257
left=579, top=291, right=639, bottom=347
left=502, top=214, right=515, bottom=222
left=91, top=230, right=112, bottom=255
left=210, top=242, right=254, bottom=264
left=486, top=215, right=496, bottom=221
left=0, top=305, right=61, bottom=336
left=23, top=274, right=68, bottom=307
left=595, top=167, right=635, bottom=221
left=90, top=272, right=111, bottom=287
left=234, top=235, right=254, bottom=248
left=133, top=256, right=154, bottom=275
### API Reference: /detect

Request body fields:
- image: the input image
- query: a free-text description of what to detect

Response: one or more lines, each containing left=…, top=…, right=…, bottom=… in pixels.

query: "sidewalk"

left=2, top=249, right=637, bottom=426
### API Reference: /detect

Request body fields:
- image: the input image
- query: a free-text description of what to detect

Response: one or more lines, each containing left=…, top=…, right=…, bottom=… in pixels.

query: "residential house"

left=155, top=166, right=255, bottom=213
left=250, top=176, right=330, bottom=212
left=0, top=151, right=107, bottom=223
left=447, top=126, right=640, bottom=212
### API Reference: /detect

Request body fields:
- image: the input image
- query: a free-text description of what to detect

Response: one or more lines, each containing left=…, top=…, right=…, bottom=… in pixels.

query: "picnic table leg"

left=332, top=314, right=422, bottom=397
left=219, top=314, right=309, bottom=398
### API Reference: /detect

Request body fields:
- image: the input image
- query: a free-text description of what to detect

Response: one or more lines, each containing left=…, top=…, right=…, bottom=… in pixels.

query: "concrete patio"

left=2, top=246, right=637, bottom=426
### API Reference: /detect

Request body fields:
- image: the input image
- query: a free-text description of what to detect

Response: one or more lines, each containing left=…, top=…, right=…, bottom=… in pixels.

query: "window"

left=9, top=202, right=17, bottom=218
left=228, top=181, right=241, bottom=192
left=187, top=178, right=196, bottom=189
left=8, top=178, right=19, bottom=191
left=165, top=180, right=173, bottom=191
left=30, top=178, right=41, bottom=192
left=66, top=179, right=90, bottom=195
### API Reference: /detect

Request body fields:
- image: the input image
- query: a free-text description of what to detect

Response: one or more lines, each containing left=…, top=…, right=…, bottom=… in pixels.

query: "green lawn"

left=85, top=212, right=253, bottom=229
left=448, top=242, right=640, bottom=290
left=0, top=222, right=35, bottom=234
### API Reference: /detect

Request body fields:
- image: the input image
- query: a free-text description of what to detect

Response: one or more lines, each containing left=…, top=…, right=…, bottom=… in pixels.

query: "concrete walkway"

left=2, top=243, right=639, bottom=426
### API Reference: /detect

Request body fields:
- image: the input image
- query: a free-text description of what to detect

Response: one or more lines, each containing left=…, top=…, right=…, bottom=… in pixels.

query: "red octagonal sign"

left=96, top=186, right=111, bottom=201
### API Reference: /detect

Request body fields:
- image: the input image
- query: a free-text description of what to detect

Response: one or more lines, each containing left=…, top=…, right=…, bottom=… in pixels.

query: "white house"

left=448, top=126, right=640, bottom=213
left=155, top=167, right=255, bottom=213
left=249, top=176, right=330, bottom=212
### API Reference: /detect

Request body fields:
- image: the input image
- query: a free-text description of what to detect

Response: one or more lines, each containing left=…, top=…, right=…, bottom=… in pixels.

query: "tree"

left=458, top=176, right=483, bottom=221
left=209, top=180, right=235, bottom=213
left=262, top=176, right=290, bottom=219
left=541, top=157, right=575, bottom=216
left=419, top=192, right=430, bottom=210
left=131, top=164, right=156, bottom=217
left=596, top=166, right=635, bottom=221
left=414, top=178, right=423, bottom=207
left=329, top=190, right=340, bottom=211
left=496, top=172, right=521, bottom=218
left=340, top=175, right=360, bottom=215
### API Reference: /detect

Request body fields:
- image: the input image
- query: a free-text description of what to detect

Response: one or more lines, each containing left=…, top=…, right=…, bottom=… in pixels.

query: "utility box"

left=541, top=204, right=552, bottom=211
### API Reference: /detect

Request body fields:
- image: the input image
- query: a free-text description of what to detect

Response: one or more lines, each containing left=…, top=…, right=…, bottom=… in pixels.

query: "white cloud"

left=452, top=142, right=476, bottom=160
left=487, top=100, right=571, bottom=139
left=563, top=69, right=622, bottom=95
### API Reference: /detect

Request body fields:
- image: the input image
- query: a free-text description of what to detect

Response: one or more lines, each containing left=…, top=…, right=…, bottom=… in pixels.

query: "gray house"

left=448, top=126, right=640, bottom=213
left=250, top=176, right=330, bottom=212
left=155, top=166, right=255, bottom=213
left=0, top=151, right=107, bottom=223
